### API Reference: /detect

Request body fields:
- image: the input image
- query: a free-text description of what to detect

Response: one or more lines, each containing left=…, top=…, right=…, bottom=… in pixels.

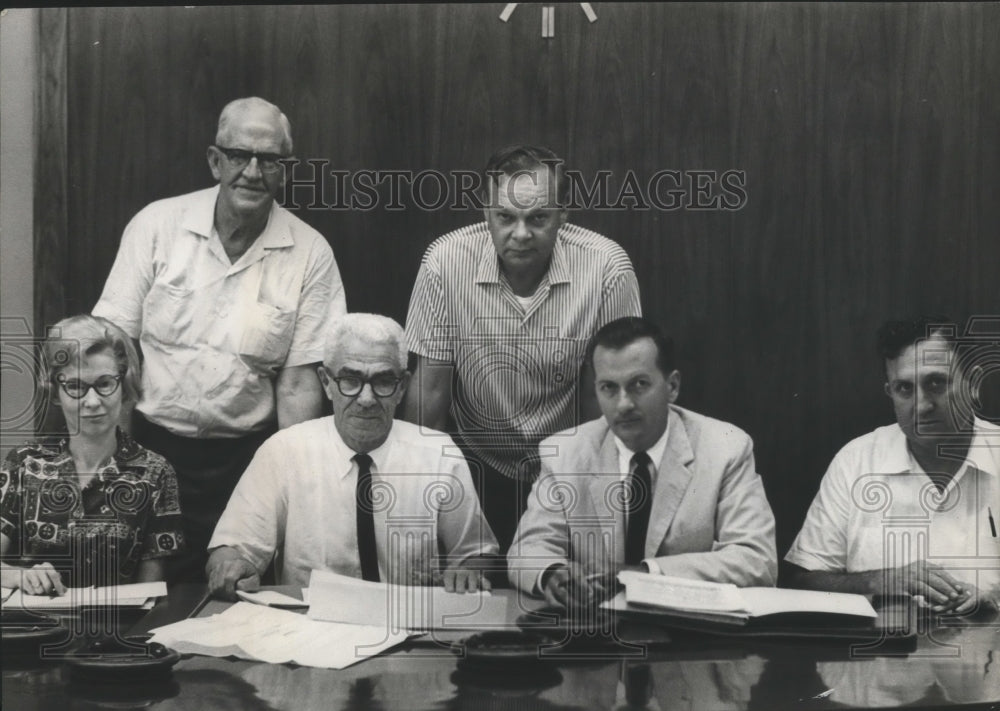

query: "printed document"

left=306, top=569, right=510, bottom=631
left=149, top=601, right=409, bottom=669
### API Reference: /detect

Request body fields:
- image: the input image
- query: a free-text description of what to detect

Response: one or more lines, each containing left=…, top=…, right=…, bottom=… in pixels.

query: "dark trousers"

left=132, top=415, right=274, bottom=583
left=460, top=448, right=533, bottom=555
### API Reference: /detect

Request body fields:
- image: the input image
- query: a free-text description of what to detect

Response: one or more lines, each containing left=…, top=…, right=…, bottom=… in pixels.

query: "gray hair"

left=324, top=313, right=408, bottom=372
left=216, top=97, right=294, bottom=155
left=43, top=314, right=142, bottom=404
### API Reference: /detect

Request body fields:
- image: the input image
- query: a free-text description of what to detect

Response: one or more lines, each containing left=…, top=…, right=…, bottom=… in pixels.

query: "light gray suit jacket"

left=508, top=405, right=777, bottom=593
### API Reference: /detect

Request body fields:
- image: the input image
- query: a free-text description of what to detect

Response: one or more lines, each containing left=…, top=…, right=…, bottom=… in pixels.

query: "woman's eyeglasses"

left=54, top=374, right=123, bottom=399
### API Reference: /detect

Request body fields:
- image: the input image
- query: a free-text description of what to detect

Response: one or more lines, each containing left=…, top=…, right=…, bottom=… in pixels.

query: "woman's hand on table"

left=1, top=562, right=67, bottom=596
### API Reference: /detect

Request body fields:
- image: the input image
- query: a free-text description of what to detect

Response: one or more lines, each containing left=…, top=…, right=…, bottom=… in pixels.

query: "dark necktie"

left=354, top=453, right=380, bottom=582
left=626, top=451, right=653, bottom=566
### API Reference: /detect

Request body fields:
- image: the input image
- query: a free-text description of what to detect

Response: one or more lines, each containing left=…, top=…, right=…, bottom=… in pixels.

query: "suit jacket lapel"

left=645, top=411, right=695, bottom=557
left=584, top=430, right=622, bottom=567
left=586, top=431, right=620, bottom=522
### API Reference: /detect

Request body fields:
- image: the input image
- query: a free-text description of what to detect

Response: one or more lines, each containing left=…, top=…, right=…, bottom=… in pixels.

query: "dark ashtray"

left=451, top=630, right=557, bottom=674
left=517, top=604, right=669, bottom=652
left=65, top=634, right=180, bottom=683
left=0, top=608, right=67, bottom=650
left=516, top=604, right=618, bottom=637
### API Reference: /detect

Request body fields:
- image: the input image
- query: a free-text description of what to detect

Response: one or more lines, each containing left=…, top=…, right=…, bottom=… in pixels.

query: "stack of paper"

left=235, top=589, right=308, bottom=608
left=1, top=582, right=168, bottom=611
left=306, top=569, right=511, bottom=631
left=609, top=571, right=877, bottom=625
left=148, top=602, right=410, bottom=669
left=618, top=572, right=748, bottom=620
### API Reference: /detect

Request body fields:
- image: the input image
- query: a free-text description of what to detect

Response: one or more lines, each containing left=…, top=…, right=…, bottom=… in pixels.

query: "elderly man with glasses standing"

left=93, top=97, right=345, bottom=582
left=205, top=313, right=498, bottom=598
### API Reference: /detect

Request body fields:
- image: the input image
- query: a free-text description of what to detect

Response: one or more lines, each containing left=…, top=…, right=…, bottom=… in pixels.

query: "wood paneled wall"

left=38, top=3, right=1000, bottom=553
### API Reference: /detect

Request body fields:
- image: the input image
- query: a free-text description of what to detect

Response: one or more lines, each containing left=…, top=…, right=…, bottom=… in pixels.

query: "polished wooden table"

left=3, top=584, right=999, bottom=710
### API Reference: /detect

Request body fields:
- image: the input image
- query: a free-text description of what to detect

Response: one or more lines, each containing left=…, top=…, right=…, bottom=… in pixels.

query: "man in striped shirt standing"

left=403, top=145, right=642, bottom=552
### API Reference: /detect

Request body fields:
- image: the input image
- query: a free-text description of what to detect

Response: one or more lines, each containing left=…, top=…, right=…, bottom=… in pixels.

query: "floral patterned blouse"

left=0, top=428, right=184, bottom=586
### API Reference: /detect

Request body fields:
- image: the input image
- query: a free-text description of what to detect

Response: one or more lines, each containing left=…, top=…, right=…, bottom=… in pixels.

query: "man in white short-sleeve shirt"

left=786, top=317, right=1000, bottom=614
left=93, top=97, right=346, bottom=581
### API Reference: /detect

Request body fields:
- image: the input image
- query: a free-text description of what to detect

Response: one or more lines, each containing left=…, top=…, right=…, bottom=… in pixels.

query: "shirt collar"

left=44, top=428, right=133, bottom=481
left=963, top=419, right=1000, bottom=477
left=473, top=224, right=569, bottom=286
left=474, top=228, right=504, bottom=285
left=880, top=418, right=1000, bottom=478
left=545, top=234, right=570, bottom=285
left=180, top=185, right=223, bottom=238
left=329, top=416, right=396, bottom=479
left=180, top=185, right=293, bottom=250
left=613, top=412, right=672, bottom=479
left=878, top=426, right=914, bottom=474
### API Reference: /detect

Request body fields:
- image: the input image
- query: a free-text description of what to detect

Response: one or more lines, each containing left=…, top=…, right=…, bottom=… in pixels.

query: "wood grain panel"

left=34, top=8, right=68, bottom=341
left=44, top=3, right=1000, bottom=553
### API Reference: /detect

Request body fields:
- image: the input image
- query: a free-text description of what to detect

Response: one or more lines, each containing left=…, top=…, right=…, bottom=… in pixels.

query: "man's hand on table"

left=887, top=561, right=977, bottom=613
left=540, top=562, right=648, bottom=608
left=442, top=556, right=494, bottom=593
left=541, top=562, right=611, bottom=608
left=206, top=547, right=260, bottom=600
left=931, top=580, right=998, bottom=616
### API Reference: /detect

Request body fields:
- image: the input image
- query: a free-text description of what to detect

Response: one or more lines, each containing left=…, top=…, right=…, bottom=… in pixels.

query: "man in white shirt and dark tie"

left=206, top=313, right=498, bottom=598
left=509, top=317, right=777, bottom=607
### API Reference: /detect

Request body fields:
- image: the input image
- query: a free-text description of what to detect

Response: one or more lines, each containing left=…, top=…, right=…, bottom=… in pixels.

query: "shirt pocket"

left=238, top=302, right=295, bottom=375
left=143, top=282, right=194, bottom=346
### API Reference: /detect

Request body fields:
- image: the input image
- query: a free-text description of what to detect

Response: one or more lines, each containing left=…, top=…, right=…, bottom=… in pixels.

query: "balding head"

left=216, top=97, right=293, bottom=155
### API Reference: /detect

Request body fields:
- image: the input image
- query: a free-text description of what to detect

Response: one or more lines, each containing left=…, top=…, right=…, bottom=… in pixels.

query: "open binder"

left=606, top=572, right=916, bottom=642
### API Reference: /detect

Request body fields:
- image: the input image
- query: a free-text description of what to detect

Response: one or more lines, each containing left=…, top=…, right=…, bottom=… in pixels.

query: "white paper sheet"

left=618, top=571, right=747, bottom=613
left=306, top=569, right=510, bottom=631
left=616, top=571, right=877, bottom=620
left=236, top=589, right=308, bottom=608
left=148, top=602, right=409, bottom=669
left=1, top=581, right=168, bottom=610
left=740, top=587, right=876, bottom=618
left=602, top=591, right=750, bottom=623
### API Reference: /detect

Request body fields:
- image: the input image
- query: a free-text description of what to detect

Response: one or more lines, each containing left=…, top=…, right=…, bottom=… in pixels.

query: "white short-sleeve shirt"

left=93, top=186, right=346, bottom=438
left=785, top=419, right=1000, bottom=593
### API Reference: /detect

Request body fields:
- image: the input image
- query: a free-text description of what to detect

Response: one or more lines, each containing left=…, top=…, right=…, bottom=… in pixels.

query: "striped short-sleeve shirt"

left=404, top=222, right=642, bottom=481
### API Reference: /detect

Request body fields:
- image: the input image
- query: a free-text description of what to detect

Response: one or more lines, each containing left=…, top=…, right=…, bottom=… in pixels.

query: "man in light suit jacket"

left=509, top=317, right=776, bottom=606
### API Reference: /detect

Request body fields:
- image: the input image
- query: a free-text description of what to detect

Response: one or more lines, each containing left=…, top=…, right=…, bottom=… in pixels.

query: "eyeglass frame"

left=211, top=144, right=291, bottom=174
left=325, top=371, right=405, bottom=398
left=53, top=373, right=124, bottom=399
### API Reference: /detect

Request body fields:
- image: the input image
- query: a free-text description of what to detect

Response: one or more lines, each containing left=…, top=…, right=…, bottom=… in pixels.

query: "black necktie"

left=354, top=453, right=380, bottom=582
left=626, top=451, right=653, bottom=566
